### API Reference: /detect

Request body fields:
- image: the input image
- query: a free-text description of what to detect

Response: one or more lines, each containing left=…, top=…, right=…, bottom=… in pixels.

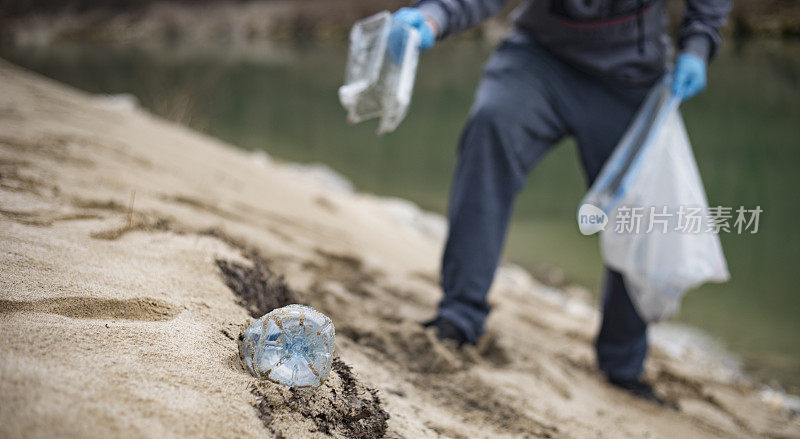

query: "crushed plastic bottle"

left=240, top=304, right=335, bottom=388
left=338, top=10, right=420, bottom=134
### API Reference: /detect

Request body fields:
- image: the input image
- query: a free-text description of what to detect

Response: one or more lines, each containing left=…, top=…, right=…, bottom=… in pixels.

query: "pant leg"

left=439, top=39, right=569, bottom=343
left=596, top=269, right=648, bottom=380
left=561, top=70, right=653, bottom=380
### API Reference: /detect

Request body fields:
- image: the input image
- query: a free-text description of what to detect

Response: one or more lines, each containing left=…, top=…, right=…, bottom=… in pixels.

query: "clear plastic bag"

left=581, top=78, right=730, bottom=322
left=338, top=11, right=420, bottom=134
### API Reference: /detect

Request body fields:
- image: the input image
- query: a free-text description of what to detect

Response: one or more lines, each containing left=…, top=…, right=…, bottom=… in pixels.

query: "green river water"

left=2, top=37, right=798, bottom=391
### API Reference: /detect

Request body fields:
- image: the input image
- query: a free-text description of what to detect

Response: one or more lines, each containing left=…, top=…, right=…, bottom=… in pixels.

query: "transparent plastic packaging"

left=581, top=78, right=730, bottom=322
left=338, top=11, right=420, bottom=134
left=240, top=305, right=335, bottom=387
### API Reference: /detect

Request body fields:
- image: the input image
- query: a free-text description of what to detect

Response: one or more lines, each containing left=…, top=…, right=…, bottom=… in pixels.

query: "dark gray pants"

left=439, top=30, right=652, bottom=380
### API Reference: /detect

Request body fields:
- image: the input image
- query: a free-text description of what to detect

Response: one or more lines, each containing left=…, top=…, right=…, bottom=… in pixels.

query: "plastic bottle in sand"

left=240, top=305, right=335, bottom=388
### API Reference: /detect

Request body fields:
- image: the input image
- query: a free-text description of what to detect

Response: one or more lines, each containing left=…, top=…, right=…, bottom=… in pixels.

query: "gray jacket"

left=415, top=0, right=731, bottom=85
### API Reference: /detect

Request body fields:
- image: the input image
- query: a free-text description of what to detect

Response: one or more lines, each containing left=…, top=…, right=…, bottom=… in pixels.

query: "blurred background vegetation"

left=1, top=0, right=799, bottom=47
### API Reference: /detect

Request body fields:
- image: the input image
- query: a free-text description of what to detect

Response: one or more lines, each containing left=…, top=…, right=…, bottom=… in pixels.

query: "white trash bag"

left=338, top=11, right=420, bottom=134
left=580, top=78, right=730, bottom=322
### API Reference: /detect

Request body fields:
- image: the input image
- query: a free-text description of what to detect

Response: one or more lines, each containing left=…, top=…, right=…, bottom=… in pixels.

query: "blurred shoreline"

left=3, top=34, right=798, bottom=393
left=2, top=58, right=799, bottom=436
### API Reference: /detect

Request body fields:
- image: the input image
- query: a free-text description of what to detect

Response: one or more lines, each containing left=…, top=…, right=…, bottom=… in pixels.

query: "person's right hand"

left=388, top=8, right=436, bottom=64
left=393, top=8, right=436, bottom=50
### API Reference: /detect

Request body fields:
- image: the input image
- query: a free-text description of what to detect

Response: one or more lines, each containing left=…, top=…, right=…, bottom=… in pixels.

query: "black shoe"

left=608, top=377, right=676, bottom=409
left=423, top=317, right=471, bottom=347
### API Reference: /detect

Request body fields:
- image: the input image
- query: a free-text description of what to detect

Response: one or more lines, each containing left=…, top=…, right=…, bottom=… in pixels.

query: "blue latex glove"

left=672, top=53, right=707, bottom=100
left=388, top=8, right=436, bottom=64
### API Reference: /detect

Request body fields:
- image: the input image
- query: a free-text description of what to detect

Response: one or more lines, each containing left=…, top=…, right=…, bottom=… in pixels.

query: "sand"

left=1, top=59, right=798, bottom=438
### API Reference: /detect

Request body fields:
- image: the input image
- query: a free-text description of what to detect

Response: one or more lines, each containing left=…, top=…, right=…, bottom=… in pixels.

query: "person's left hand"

left=672, top=53, right=707, bottom=100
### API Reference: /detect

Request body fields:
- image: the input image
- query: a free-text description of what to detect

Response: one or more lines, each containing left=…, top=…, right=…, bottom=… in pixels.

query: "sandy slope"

left=0, top=60, right=797, bottom=438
